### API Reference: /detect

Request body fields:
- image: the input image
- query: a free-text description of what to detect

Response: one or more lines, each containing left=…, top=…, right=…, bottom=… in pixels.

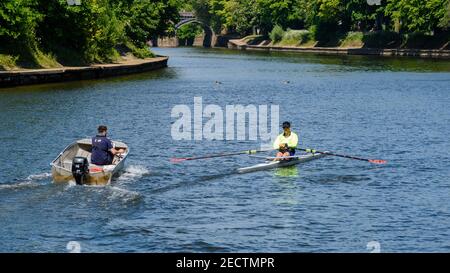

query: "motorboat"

left=50, top=138, right=129, bottom=185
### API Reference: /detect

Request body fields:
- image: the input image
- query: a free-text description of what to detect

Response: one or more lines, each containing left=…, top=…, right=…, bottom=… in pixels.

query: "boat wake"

left=107, top=186, right=142, bottom=203
left=116, top=165, right=150, bottom=182
left=63, top=180, right=78, bottom=190
left=0, top=181, right=38, bottom=191
left=26, top=172, right=52, bottom=181
left=0, top=172, right=51, bottom=191
left=60, top=180, right=142, bottom=203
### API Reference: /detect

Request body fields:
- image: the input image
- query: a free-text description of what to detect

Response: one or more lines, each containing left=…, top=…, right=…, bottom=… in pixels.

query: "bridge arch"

left=175, top=17, right=215, bottom=47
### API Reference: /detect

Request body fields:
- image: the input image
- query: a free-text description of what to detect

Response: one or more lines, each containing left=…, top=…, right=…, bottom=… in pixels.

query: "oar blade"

left=170, top=158, right=187, bottom=163
left=368, top=159, right=387, bottom=164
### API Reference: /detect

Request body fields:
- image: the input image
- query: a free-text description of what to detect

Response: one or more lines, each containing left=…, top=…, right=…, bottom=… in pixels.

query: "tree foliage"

left=1, top=0, right=449, bottom=65
left=385, top=0, right=449, bottom=32
left=184, top=0, right=449, bottom=37
left=177, top=23, right=203, bottom=41
left=0, top=0, right=180, bottom=64
left=0, top=0, right=41, bottom=48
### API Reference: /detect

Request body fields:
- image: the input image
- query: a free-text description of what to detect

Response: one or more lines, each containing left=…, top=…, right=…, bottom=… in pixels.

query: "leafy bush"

left=277, top=29, right=311, bottom=46
left=308, top=25, right=318, bottom=40
left=283, top=29, right=311, bottom=44
left=297, top=30, right=312, bottom=44
left=122, top=41, right=154, bottom=59
left=340, top=31, right=364, bottom=47
left=269, top=25, right=284, bottom=43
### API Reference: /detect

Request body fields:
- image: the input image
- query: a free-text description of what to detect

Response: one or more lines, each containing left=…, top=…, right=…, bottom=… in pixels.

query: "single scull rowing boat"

left=171, top=147, right=386, bottom=174
left=237, top=152, right=328, bottom=174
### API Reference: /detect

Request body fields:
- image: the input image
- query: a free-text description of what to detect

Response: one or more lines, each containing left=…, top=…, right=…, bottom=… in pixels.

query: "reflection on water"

left=179, top=47, right=450, bottom=73
left=272, top=174, right=301, bottom=206
left=274, top=165, right=299, bottom=178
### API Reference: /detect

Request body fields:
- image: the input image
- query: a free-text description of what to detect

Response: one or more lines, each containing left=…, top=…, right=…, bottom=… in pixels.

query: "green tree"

left=1, top=0, right=183, bottom=67
left=292, top=0, right=319, bottom=28
left=34, top=0, right=179, bottom=63
left=220, top=0, right=256, bottom=34
left=438, top=0, right=450, bottom=28
left=189, top=0, right=223, bottom=33
left=254, top=0, right=305, bottom=34
left=385, top=0, right=449, bottom=32
left=36, top=0, right=124, bottom=63
left=177, top=23, right=203, bottom=44
left=345, top=0, right=382, bottom=31
left=0, top=0, right=41, bottom=49
left=317, top=0, right=344, bottom=25
left=125, top=0, right=179, bottom=46
left=293, top=0, right=345, bottom=30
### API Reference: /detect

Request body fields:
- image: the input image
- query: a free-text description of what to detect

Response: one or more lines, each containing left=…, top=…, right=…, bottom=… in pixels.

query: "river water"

left=0, top=47, right=449, bottom=252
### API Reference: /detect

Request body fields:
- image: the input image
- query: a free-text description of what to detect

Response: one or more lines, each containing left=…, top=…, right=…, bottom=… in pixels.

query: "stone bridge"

left=156, top=12, right=216, bottom=47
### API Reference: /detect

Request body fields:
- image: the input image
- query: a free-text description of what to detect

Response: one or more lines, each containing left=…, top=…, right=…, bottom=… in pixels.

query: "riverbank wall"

left=0, top=56, right=168, bottom=88
left=228, top=40, right=450, bottom=59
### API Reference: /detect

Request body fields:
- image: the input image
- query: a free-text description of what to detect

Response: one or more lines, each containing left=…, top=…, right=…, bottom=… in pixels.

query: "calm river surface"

left=1, top=47, right=449, bottom=252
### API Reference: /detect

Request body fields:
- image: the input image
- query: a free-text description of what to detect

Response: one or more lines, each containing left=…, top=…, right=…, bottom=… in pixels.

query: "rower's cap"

left=282, top=121, right=291, bottom=128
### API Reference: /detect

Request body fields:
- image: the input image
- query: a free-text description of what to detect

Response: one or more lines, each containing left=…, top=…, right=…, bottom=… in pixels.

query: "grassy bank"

left=0, top=45, right=62, bottom=71
left=257, top=28, right=450, bottom=49
left=0, top=43, right=154, bottom=71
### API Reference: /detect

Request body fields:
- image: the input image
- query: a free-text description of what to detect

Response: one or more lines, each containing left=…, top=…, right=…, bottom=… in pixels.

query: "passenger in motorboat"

left=91, top=125, right=125, bottom=165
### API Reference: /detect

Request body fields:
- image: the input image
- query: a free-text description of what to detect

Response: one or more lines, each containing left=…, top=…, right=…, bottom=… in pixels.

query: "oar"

left=298, top=148, right=387, bottom=164
left=170, top=148, right=273, bottom=163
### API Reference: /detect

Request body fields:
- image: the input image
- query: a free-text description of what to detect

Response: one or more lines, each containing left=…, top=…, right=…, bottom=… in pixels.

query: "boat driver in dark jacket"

left=91, top=125, right=124, bottom=165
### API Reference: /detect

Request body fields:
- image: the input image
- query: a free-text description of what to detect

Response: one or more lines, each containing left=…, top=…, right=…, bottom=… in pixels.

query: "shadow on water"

left=0, top=66, right=178, bottom=93
left=163, top=47, right=450, bottom=73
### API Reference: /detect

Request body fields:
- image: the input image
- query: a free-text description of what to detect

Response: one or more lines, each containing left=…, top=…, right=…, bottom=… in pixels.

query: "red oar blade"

left=368, top=159, right=387, bottom=164
left=170, top=158, right=187, bottom=163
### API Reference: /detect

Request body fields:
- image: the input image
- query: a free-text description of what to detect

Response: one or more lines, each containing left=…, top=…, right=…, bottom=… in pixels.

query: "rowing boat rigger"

left=237, top=152, right=327, bottom=174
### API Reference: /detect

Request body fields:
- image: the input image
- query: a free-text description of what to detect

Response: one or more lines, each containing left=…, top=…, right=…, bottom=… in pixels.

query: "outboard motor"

left=71, top=157, right=89, bottom=185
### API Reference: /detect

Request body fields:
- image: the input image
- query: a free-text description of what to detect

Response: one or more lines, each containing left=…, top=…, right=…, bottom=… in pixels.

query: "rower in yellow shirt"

left=273, top=121, right=299, bottom=160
